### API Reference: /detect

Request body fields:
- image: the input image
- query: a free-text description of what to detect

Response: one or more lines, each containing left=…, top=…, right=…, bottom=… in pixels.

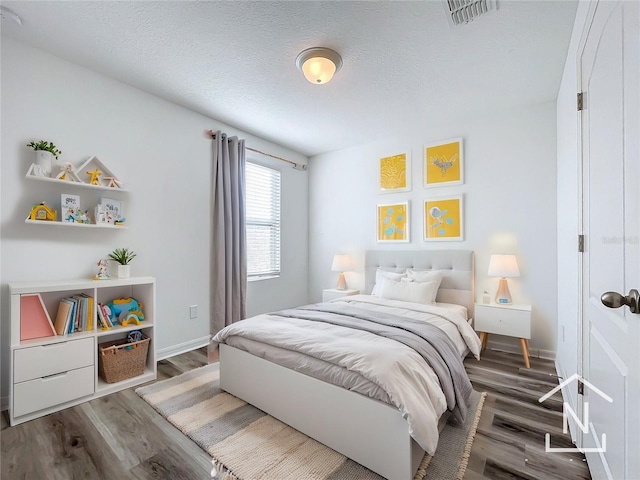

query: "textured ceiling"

left=1, top=1, right=577, bottom=157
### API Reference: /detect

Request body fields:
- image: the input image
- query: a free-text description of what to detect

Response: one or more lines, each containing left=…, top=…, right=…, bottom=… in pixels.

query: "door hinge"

left=577, top=92, right=584, bottom=111
left=578, top=234, right=585, bottom=252
left=578, top=382, right=584, bottom=395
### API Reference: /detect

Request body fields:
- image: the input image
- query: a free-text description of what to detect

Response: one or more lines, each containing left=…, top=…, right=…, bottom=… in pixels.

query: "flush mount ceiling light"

left=296, top=47, right=342, bottom=85
left=1, top=6, right=23, bottom=26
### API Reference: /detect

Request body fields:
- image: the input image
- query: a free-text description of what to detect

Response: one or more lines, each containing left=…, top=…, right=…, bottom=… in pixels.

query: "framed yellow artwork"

left=379, top=151, right=411, bottom=193
left=377, top=201, right=410, bottom=243
left=424, top=138, right=463, bottom=187
left=423, top=195, right=463, bottom=241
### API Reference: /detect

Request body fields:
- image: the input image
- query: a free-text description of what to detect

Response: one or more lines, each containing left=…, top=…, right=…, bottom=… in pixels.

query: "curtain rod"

left=206, top=129, right=308, bottom=171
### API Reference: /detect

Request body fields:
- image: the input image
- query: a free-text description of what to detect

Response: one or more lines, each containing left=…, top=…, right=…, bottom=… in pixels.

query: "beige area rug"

left=136, top=363, right=486, bottom=480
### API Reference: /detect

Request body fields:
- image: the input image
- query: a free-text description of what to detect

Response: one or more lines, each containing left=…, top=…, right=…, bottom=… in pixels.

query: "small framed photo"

left=379, top=151, right=411, bottom=193
left=61, top=194, right=80, bottom=223
left=424, top=138, right=463, bottom=188
left=100, top=198, right=123, bottom=224
left=424, top=195, right=463, bottom=241
left=377, top=201, right=410, bottom=243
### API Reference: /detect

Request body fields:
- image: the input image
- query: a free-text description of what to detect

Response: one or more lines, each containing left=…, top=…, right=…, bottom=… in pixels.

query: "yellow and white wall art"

left=424, top=138, right=463, bottom=187
left=377, top=201, right=410, bottom=242
left=423, top=195, right=463, bottom=241
left=379, top=151, right=411, bottom=193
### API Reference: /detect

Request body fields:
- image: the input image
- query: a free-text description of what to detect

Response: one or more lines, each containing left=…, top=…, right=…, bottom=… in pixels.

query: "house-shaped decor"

left=28, top=202, right=57, bottom=221
left=76, top=156, right=124, bottom=188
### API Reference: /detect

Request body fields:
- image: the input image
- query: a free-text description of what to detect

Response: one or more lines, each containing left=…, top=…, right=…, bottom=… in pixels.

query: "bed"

left=212, top=250, right=480, bottom=480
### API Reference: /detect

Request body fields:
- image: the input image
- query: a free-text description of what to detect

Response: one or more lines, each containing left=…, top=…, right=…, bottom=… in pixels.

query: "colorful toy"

left=55, top=162, right=82, bottom=182
left=106, top=297, right=144, bottom=326
left=103, top=176, right=123, bottom=188
left=124, top=330, right=143, bottom=350
left=29, top=202, right=56, bottom=221
left=86, top=168, right=103, bottom=185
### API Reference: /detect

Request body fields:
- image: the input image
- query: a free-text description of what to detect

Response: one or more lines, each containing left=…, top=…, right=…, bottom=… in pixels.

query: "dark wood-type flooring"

left=1, top=347, right=591, bottom=479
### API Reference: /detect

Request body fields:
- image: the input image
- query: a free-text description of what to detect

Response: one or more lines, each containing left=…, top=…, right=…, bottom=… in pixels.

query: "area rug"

left=136, top=363, right=486, bottom=480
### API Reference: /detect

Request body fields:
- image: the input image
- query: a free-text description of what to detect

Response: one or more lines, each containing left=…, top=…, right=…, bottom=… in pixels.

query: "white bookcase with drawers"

left=8, top=277, right=156, bottom=426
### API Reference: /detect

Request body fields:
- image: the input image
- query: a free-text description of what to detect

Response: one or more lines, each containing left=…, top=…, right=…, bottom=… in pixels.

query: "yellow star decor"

left=87, top=169, right=102, bottom=185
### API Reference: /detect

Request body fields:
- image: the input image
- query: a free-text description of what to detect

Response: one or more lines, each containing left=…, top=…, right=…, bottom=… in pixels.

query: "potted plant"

left=26, top=140, right=62, bottom=177
left=108, top=248, right=137, bottom=279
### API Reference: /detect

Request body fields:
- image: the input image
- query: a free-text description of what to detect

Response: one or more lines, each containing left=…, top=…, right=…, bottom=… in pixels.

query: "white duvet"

left=212, top=295, right=482, bottom=454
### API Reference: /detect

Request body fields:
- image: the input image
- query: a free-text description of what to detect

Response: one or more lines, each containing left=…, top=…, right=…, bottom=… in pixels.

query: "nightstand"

left=322, top=289, right=359, bottom=302
left=474, top=303, right=532, bottom=368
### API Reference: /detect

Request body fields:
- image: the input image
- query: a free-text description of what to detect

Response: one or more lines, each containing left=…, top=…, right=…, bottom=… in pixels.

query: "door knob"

left=601, top=289, right=640, bottom=314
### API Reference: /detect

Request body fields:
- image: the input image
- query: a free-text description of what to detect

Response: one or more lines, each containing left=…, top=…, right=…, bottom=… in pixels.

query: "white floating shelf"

left=25, top=219, right=128, bottom=229
left=25, top=173, right=129, bottom=192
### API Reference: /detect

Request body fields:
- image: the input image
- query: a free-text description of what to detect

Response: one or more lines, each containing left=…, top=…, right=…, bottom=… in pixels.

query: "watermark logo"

left=538, top=373, right=612, bottom=453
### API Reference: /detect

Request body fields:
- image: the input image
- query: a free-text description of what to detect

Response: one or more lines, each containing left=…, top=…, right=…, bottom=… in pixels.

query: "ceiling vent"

left=442, top=0, right=497, bottom=27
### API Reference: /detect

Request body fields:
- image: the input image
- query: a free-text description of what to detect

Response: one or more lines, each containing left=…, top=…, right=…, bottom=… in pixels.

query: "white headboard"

left=364, top=250, right=475, bottom=318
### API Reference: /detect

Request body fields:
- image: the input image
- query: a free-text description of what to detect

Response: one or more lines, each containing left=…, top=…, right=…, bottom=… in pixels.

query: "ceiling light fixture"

left=1, top=6, right=23, bottom=26
left=296, top=47, right=342, bottom=85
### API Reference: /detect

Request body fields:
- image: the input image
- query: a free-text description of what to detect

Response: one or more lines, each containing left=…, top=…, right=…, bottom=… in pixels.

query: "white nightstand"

left=322, top=289, right=359, bottom=302
left=474, top=303, right=532, bottom=368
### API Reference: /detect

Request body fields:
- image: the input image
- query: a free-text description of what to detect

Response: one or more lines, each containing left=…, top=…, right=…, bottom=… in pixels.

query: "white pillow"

left=371, top=269, right=406, bottom=296
left=379, top=278, right=439, bottom=305
left=404, top=269, right=445, bottom=303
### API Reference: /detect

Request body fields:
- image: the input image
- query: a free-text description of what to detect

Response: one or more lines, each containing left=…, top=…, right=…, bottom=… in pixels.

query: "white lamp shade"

left=331, top=254, right=352, bottom=272
left=488, top=254, right=520, bottom=278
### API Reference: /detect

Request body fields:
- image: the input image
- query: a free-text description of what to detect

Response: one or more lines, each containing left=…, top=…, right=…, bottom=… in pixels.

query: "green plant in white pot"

left=26, top=140, right=62, bottom=177
left=108, top=248, right=137, bottom=279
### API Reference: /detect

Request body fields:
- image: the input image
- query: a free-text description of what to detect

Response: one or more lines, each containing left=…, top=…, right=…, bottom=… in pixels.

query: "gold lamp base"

left=336, top=272, right=347, bottom=290
left=495, top=278, right=513, bottom=304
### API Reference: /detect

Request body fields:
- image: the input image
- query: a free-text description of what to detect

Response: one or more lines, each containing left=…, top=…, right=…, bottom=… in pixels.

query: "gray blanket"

left=276, top=303, right=473, bottom=423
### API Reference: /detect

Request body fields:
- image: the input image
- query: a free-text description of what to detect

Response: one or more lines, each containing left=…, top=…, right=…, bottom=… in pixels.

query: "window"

left=246, top=162, right=281, bottom=278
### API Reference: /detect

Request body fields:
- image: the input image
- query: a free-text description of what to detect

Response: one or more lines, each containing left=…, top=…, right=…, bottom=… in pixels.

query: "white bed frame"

left=219, top=250, right=474, bottom=480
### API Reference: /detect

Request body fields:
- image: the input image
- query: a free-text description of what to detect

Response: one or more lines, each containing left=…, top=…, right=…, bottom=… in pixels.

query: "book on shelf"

left=96, top=302, right=112, bottom=330
left=53, top=300, right=72, bottom=335
left=60, top=298, right=75, bottom=335
left=102, top=304, right=114, bottom=327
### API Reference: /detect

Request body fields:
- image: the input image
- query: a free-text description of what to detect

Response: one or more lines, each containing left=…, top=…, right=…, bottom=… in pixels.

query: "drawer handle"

left=42, top=372, right=68, bottom=381
left=41, top=342, right=68, bottom=348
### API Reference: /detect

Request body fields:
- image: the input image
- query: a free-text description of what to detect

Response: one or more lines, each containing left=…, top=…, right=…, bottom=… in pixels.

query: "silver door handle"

left=601, top=289, right=640, bottom=314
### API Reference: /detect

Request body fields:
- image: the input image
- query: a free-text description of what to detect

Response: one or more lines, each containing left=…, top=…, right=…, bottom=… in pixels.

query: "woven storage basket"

left=98, top=333, right=150, bottom=383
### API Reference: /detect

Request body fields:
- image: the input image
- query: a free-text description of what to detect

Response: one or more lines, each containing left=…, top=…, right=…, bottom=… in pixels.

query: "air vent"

left=442, top=0, right=497, bottom=27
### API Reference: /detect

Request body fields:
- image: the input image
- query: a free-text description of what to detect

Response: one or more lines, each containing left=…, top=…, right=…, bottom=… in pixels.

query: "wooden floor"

left=463, top=350, right=590, bottom=480
left=1, top=347, right=591, bottom=480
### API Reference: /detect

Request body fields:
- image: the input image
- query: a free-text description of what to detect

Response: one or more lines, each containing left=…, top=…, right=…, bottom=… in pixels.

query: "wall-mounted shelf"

left=25, top=172, right=130, bottom=193
left=24, top=219, right=128, bottom=229
left=25, top=155, right=130, bottom=227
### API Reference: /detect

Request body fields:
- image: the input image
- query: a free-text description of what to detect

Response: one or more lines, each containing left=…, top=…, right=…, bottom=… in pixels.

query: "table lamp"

left=331, top=254, right=352, bottom=290
left=488, top=254, right=520, bottom=304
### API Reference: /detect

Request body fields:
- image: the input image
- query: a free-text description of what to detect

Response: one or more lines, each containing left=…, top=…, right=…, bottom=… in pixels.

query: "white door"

left=580, top=1, right=639, bottom=479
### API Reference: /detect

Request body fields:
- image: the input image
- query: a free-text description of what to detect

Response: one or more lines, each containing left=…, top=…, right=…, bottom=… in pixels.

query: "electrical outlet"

left=189, top=305, right=198, bottom=319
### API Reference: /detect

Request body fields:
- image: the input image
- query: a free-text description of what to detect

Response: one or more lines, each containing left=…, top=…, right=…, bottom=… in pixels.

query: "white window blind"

left=246, top=162, right=281, bottom=277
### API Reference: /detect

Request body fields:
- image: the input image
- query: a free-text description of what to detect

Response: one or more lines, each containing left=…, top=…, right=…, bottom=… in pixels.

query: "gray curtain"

left=211, top=131, right=247, bottom=334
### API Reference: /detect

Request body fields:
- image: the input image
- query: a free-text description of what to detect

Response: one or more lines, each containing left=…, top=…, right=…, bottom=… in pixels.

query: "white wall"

left=309, top=102, right=558, bottom=355
left=555, top=0, right=591, bottom=415
left=0, top=38, right=308, bottom=404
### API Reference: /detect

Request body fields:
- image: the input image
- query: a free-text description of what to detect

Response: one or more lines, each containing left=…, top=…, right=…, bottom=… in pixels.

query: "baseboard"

left=487, top=338, right=556, bottom=360
left=157, top=335, right=210, bottom=361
